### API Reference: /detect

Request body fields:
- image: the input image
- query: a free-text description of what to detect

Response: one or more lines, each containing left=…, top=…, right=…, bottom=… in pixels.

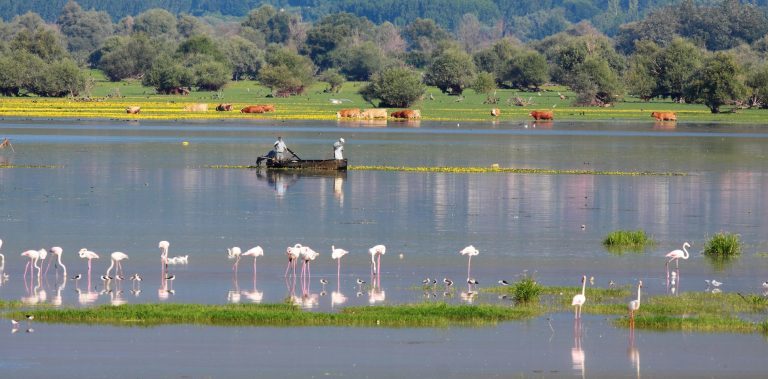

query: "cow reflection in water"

left=571, top=318, right=585, bottom=379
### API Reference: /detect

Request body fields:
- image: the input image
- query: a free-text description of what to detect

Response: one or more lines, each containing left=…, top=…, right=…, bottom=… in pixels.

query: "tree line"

left=1, top=0, right=768, bottom=112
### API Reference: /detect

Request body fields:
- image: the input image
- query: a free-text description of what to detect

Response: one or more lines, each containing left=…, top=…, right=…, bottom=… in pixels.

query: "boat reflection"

left=257, top=169, right=347, bottom=198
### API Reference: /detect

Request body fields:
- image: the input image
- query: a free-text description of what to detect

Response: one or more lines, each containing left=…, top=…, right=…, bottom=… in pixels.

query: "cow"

left=183, top=103, right=208, bottom=112
left=336, top=108, right=361, bottom=118
left=216, top=103, right=233, bottom=111
left=491, top=108, right=501, bottom=117
left=260, top=104, right=275, bottom=112
left=168, top=87, right=190, bottom=96
left=529, top=110, right=554, bottom=120
left=240, top=105, right=267, bottom=113
left=360, top=108, right=388, bottom=119
left=651, top=111, right=677, bottom=121
left=125, top=106, right=141, bottom=114
left=390, top=110, right=421, bottom=119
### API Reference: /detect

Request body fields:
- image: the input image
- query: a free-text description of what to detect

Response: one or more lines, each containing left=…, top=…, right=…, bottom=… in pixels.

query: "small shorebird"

left=498, top=280, right=509, bottom=286
left=443, top=278, right=453, bottom=288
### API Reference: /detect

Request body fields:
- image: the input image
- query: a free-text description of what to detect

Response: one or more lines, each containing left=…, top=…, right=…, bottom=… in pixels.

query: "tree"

left=242, top=5, right=298, bottom=45
left=177, top=34, right=225, bottom=63
left=142, top=54, right=194, bottom=94
left=360, top=66, right=425, bottom=108
left=424, top=48, right=476, bottom=95
left=375, top=22, right=405, bottom=56
left=10, top=28, right=68, bottom=62
left=192, top=58, right=230, bottom=91
left=133, top=9, right=178, bottom=40
left=503, top=50, right=548, bottom=90
left=655, top=38, right=704, bottom=101
left=222, top=36, right=263, bottom=81
left=57, top=1, right=113, bottom=62
left=472, top=71, right=497, bottom=103
left=259, top=46, right=316, bottom=96
left=331, top=41, right=388, bottom=81
left=96, top=34, right=160, bottom=81
left=685, top=53, right=745, bottom=113
left=570, top=56, right=623, bottom=106
left=177, top=14, right=212, bottom=38
left=624, top=41, right=660, bottom=100
left=320, top=69, right=345, bottom=93
left=745, top=63, right=768, bottom=108
left=29, top=59, right=87, bottom=97
left=304, top=13, right=374, bottom=70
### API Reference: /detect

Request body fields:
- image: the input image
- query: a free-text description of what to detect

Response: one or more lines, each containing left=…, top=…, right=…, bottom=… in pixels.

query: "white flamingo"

left=331, top=245, right=349, bottom=282
left=572, top=275, right=587, bottom=319
left=368, top=244, right=386, bottom=276
left=21, top=249, right=42, bottom=279
left=242, top=246, right=264, bottom=275
left=300, top=246, right=319, bottom=293
left=628, top=280, right=643, bottom=325
left=105, top=252, right=129, bottom=278
left=0, top=238, right=4, bottom=271
left=460, top=245, right=479, bottom=280
left=285, top=244, right=302, bottom=277
left=665, top=242, right=690, bottom=277
left=78, top=248, right=99, bottom=273
left=45, top=246, right=67, bottom=277
left=227, top=247, right=242, bottom=273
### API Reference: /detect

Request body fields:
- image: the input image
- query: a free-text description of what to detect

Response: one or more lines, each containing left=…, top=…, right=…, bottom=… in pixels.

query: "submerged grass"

left=602, top=229, right=655, bottom=253
left=350, top=165, right=685, bottom=176
left=5, top=302, right=537, bottom=328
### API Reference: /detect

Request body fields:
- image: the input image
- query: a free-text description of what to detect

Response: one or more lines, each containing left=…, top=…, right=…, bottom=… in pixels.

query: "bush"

left=360, top=66, right=425, bottom=107
left=602, top=229, right=654, bottom=253
left=512, top=275, right=542, bottom=304
left=703, top=232, right=742, bottom=258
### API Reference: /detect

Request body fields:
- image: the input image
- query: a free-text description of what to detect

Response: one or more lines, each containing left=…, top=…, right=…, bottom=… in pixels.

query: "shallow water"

left=1, top=119, right=767, bottom=376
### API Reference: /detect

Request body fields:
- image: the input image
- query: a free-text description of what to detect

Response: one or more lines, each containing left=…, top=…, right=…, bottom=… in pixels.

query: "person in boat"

left=333, top=138, right=345, bottom=160
left=274, top=136, right=287, bottom=161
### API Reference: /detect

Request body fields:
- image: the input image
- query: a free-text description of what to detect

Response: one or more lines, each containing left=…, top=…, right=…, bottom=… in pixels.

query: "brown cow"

left=336, top=108, right=361, bottom=118
left=360, top=108, right=388, bottom=119
left=391, top=110, right=421, bottom=119
left=240, top=105, right=267, bottom=113
left=491, top=108, right=501, bottom=117
left=260, top=104, right=275, bottom=112
left=651, top=111, right=677, bottom=121
left=529, top=110, right=554, bottom=120
left=125, top=106, right=141, bottom=114
left=216, top=103, right=233, bottom=111
left=183, top=103, right=208, bottom=112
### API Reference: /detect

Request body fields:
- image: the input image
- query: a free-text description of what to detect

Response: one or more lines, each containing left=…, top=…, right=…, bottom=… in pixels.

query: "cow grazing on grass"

left=491, top=108, right=501, bottom=117
left=360, top=108, right=388, bottom=119
left=125, top=106, right=141, bottom=114
left=391, top=110, right=421, bottom=119
left=651, top=111, right=677, bottom=121
left=336, top=108, right=361, bottom=118
left=183, top=103, right=208, bottom=112
left=529, top=110, right=554, bottom=120
left=216, top=104, right=233, bottom=111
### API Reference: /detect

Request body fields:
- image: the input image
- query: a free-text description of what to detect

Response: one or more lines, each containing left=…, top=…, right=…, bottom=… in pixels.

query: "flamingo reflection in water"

left=331, top=291, right=347, bottom=308
left=51, top=276, right=66, bottom=307
left=572, top=318, right=585, bottom=379
left=667, top=270, right=679, bottom=296
left=628, top=326, right=640, bottom=379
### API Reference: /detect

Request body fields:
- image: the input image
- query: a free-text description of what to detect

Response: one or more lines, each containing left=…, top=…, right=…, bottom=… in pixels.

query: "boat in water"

left=256, top=158, right=348, bottom=170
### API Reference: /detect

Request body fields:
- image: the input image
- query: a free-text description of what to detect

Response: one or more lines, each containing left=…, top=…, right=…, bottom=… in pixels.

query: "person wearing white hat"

left=333, top=138, right=345, bottom=160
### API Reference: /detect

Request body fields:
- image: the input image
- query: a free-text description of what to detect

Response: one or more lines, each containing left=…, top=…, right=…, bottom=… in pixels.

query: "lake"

left=0, top=118, right=767, bottom=377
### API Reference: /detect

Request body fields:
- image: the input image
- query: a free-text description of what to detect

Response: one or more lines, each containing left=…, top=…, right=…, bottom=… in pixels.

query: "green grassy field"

left=2, top=71, right=767, bottom=122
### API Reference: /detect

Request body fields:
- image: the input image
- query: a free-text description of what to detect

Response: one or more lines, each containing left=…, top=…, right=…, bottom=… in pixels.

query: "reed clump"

left=602, top=229, right=654, bottom=253
left=511, top=275, right=542, bottom=304
left=703, top=232, right=742, bottom=258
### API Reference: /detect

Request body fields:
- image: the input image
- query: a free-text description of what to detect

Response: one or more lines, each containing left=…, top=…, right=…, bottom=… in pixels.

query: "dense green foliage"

left=602, top=229, right=654, bottom=253
left=703, top=232, right=743, bottom=258
left=360, top=66, right=425, bottom=107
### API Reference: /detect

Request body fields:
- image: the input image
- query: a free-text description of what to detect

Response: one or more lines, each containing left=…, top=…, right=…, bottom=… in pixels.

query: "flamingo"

left=300, top=246, right=319, bottom=293
left=242, top=246, right=264, bottom=276
left=105, top=252, right=129, bottom=278
left=331, top=245, right=349, bottom=281
left=37, top=248, right=48, bottom=275
left=21, top=249, right=41, bottom=279
left=45, top=246, right=67, bottom=277
left=368, top=244, right=386, bottom=276
left=459, top=245, right=479, bottom=280
left=227, top=247, right=242, bottom=273
left=628, top=280, right=643, bottom=324
left=0, top=238, right=4, bottom=271
left=284, top=244, right=302, bottom=277
left=78, top=248, right=99, bottom=272
left=572, top=275, right=587, bottom=319
left=665, top=242, right=690, bottom=277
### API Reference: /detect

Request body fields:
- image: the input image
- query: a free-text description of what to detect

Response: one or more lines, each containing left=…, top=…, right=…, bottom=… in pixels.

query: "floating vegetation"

left=703, top=232, right=742, bottom=259
left=511, top=275, right=542, bottom=304
left=602, top=229, right=655, bottom=253
left=5, top=303, right=537, bottom=328
left=350, top=165, right=685, bottom=176
left=0, top=164, right=59, bottom=169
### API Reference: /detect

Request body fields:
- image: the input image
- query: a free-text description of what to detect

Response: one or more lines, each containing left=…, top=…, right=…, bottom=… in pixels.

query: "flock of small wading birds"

left=0, top=238, right=719, bottom=319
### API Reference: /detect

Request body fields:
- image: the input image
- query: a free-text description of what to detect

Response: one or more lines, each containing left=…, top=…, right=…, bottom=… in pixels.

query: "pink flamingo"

left=159, top=241, right=170, bottom=291
left=78, top=248, right=99, bottom=273
left=628, top=280, right=643, bottom=326
left=242, top=246, right=264, bottom=276
left=571, top=275, right=587, bottom=319
left=665, top=242, right=690, bottom=277
left=459, top=245, right=479, bottom=280
left=227, top=247, right=242, bottom=273
left=284, top=244, right=302, bottom=277
left=21, top=249, right=42, bottom=279
left=331, top=245, right=349, bottom=287
left=105, top=252, right=129, bottom=278
left=45, top=246, right=67, bottom=277
left=300, top=246, right=319, bottom=294
left=368, top=244, right=386, bottom=277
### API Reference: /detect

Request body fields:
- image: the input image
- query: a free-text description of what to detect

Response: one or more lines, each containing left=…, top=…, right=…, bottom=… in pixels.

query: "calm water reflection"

left=1, top=119, right=768, bottom=375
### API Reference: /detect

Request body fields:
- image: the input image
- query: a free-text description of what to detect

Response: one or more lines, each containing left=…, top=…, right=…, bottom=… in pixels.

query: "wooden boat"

left=256, top=157, right=348, bottom=170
